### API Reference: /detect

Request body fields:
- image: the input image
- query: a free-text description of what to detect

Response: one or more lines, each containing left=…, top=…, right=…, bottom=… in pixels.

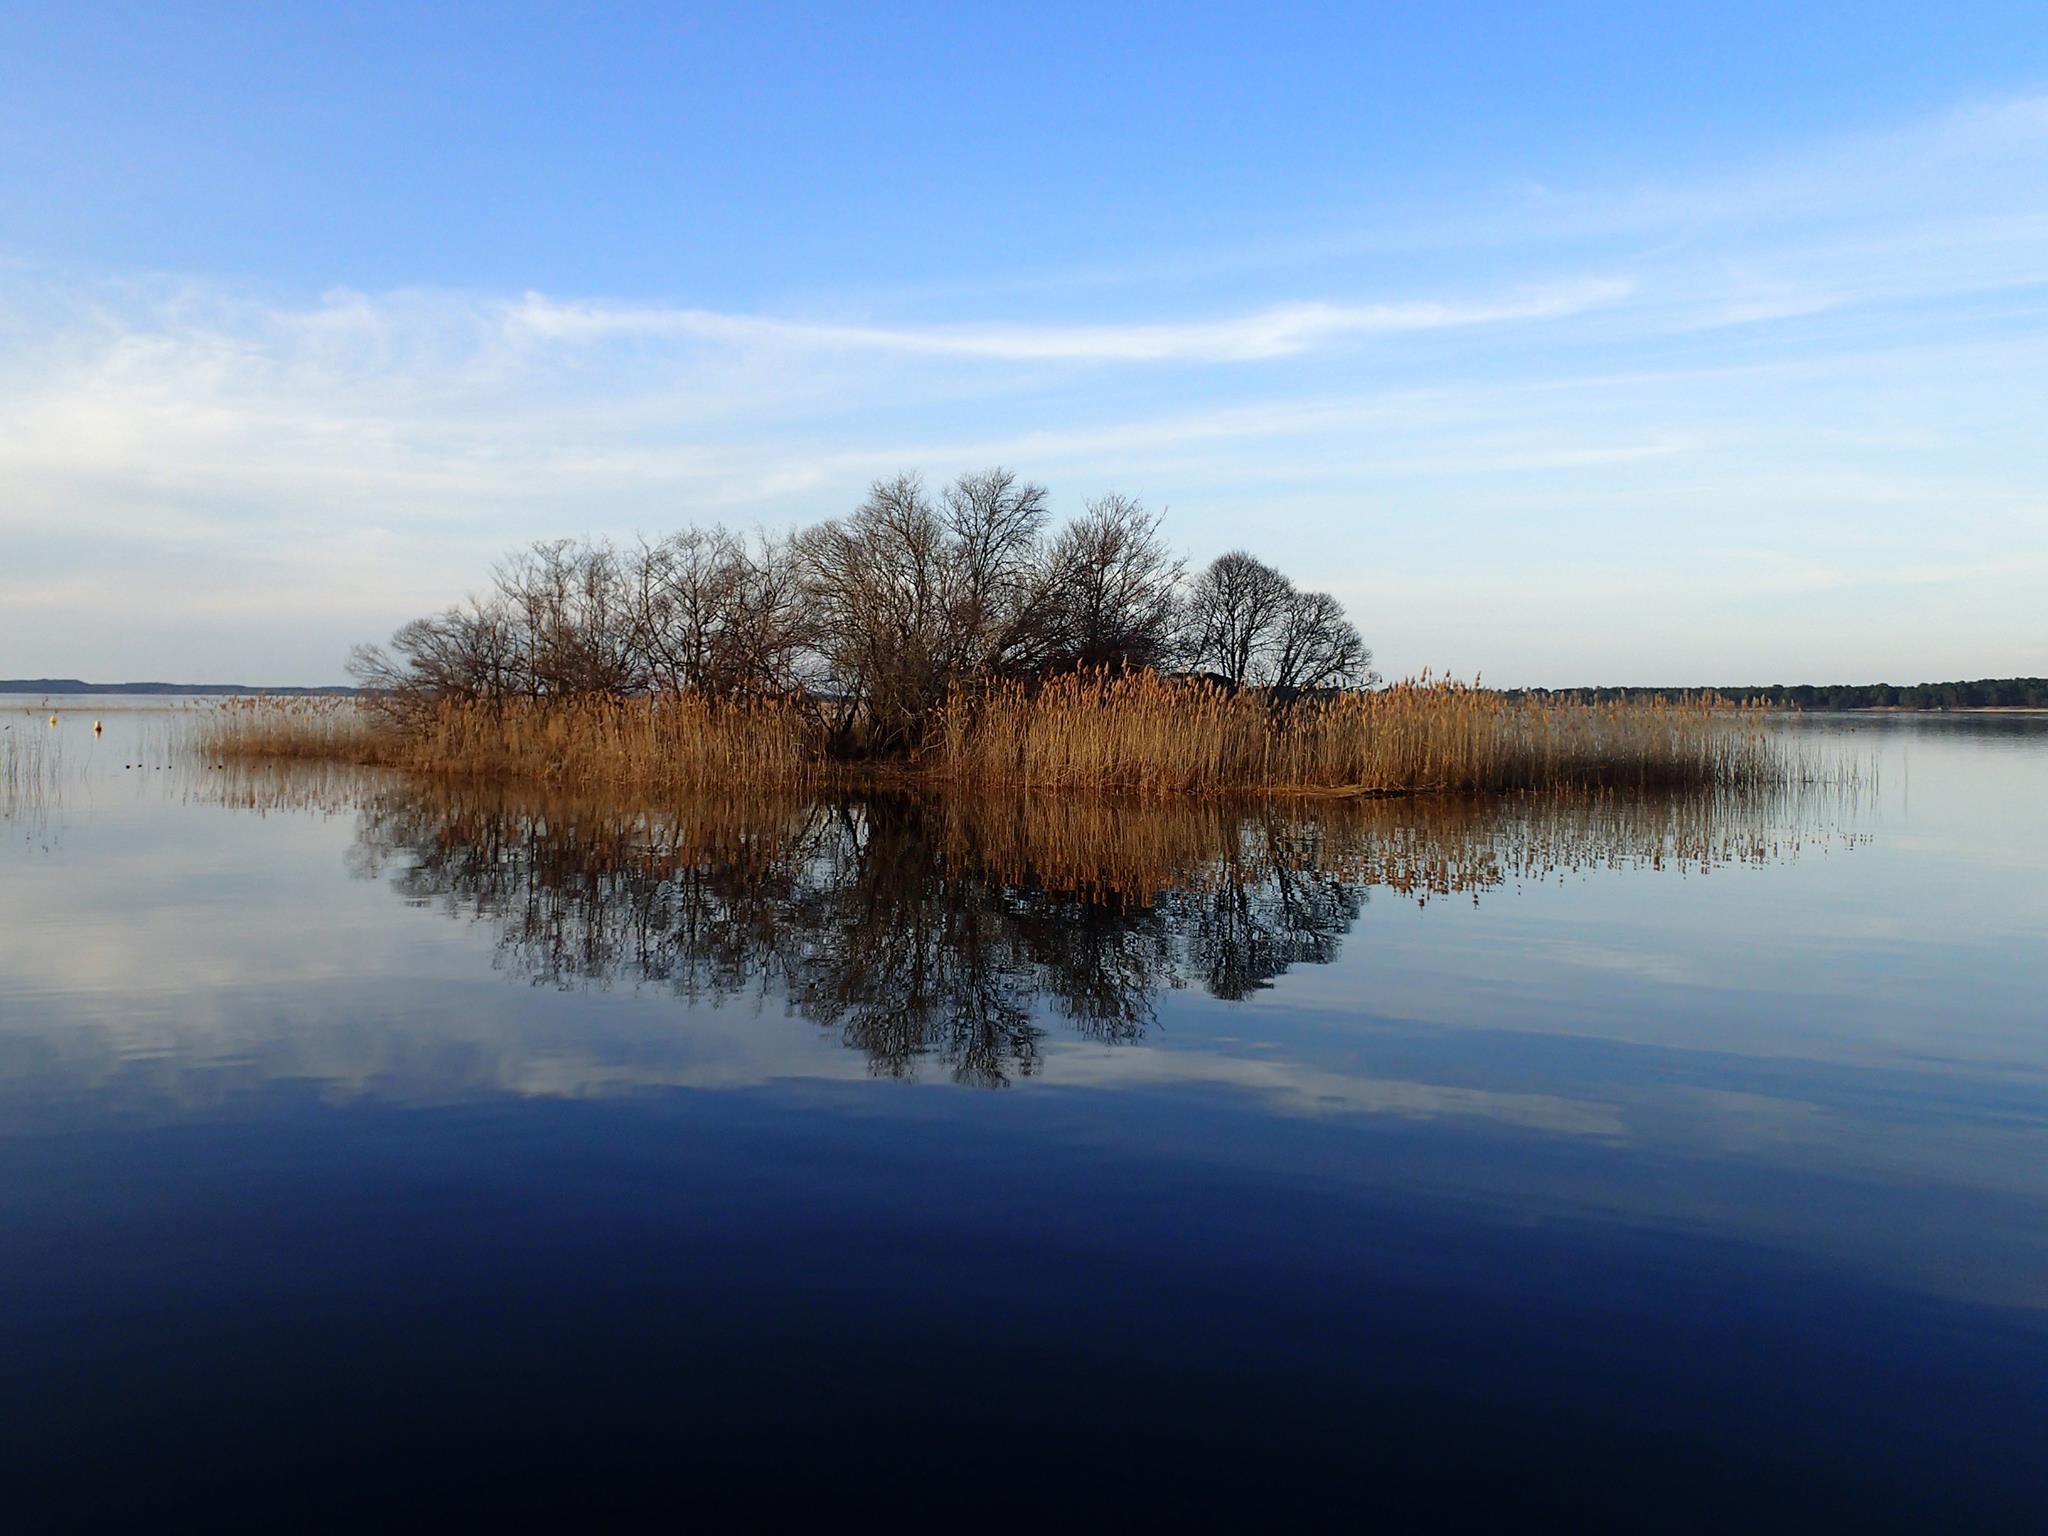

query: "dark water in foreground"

left=3, top=701, right=2045, bottom=1527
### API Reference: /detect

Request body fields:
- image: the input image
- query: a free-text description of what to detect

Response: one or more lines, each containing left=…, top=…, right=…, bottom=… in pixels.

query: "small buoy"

left=49, top=714, right=58, bottom=726
left=93, top=720, right=103, bottom=735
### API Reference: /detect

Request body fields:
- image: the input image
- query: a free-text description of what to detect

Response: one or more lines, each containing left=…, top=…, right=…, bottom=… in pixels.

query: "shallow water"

left=3, top=698, right=2045, bottom=1525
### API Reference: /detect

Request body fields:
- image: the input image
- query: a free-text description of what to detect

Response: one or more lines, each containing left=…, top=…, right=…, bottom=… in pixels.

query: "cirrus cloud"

left=504, top=277, right=1635, bottom=362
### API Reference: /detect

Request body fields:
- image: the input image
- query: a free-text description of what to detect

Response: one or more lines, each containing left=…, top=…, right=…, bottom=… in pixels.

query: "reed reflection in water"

left=332, top=779, right=1857, bottom=1087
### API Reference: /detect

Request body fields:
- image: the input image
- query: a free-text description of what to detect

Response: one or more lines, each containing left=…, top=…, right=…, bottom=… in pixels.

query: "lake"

left=3, top=699, right=2044, bottom=1526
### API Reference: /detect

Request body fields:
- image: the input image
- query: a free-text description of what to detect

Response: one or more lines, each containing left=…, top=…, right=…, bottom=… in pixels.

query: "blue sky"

left=3, top=2, right=2045, bottom=685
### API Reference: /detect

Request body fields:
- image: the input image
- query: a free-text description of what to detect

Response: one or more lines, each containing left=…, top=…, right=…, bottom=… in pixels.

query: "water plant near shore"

left=196, top=674, right=1796, bottom=796
left=199, top=691, right=823, bottom=790
left=931, top=672, right=1790, bottom=793
left=2, top=717, right=63, bottom=820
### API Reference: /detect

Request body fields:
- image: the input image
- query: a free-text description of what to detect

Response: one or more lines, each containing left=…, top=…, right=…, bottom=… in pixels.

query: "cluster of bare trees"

left=1184, top=551, right=1372, bottom=694
left=347, top=531, right=808, bottom=708
left=350, top=467, right=1373, bottom=747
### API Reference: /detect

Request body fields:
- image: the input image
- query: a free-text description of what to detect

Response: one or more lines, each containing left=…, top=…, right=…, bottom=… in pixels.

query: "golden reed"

left=929, top=673, right=1790, bottom=794
left=198, top=692, right=824, bottom=792
left=197, top=674, right=1793, bottom=796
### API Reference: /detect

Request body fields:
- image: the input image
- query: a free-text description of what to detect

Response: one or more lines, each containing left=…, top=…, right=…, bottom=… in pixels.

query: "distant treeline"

left=0, top=679, right=357, bottom=696
left=1515, top=678, right=2048, bottom=710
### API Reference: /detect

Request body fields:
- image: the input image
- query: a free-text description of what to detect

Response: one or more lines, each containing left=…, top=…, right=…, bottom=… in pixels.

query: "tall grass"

left=196, top=695, right=380, bottom=761
left=198, top=675, right=1798, bottom=796
left=199, top=692, right=825, bottom=791
left=1, top=718, right=62, bottom=819
left=932, top=673, right=1793, bottom=794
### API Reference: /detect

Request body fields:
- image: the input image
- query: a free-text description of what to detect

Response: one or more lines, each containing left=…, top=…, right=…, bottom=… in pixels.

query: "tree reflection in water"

left=334, top=783, right=1839, bottom=1086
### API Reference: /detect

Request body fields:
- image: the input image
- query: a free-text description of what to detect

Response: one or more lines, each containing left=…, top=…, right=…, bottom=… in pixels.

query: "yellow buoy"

left=49, top=714, right=58, bottom=726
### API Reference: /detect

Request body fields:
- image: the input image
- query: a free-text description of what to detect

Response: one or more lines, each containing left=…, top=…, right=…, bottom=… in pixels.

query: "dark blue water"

left=3, top=703, right=2045, bottom=1527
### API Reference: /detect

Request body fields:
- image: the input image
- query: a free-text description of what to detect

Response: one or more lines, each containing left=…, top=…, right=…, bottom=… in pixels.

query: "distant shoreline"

left=0, top=679, right=356, bottom=697
left=1849, top=704, right=2048, bottom=714
left=1510, top=678, right=2046, bottom=712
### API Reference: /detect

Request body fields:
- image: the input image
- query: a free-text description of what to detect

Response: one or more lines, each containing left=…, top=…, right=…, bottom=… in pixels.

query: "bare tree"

left=627, top=527, right=812, bottom=698
left=724, top=528, right=815, bottom=697
left=348, top=598, right=519, bottom=716
left=796, top=472, right=953, bottom=749
left=941, top=467, right=1055, bottom=674
left=628, top=527, right=745, bottom=696
left=1184, top=553, right=1371, bottom=694
left=493, top=539, right=644, bottom=697
left=1184, top=551, right=1296, bottom=687
left=797, top=468, right=1056, bottom=750
left=1040, top=494, right=1185, bottom=673
left=1266, top=588, right=1373, bottom=694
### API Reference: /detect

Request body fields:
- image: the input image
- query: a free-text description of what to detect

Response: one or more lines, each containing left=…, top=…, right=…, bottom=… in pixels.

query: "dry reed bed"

left=197, top=676, right=1796, bottom=797
left=935, top=674, right=1789, bottom=794
left=199, top=692, right=823, bottom=791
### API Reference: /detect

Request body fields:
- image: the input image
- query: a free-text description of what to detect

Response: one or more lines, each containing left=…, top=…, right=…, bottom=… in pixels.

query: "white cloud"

left=504, top=277, right=1634, bottom=362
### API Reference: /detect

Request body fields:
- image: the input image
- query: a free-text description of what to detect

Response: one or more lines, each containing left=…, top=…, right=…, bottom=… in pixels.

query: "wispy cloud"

left=505, top=277, right=1633, bottom=362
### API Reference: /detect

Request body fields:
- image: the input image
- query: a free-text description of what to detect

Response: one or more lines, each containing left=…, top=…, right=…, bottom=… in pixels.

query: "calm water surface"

left=3, top=699, right=2045, bottom=1526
